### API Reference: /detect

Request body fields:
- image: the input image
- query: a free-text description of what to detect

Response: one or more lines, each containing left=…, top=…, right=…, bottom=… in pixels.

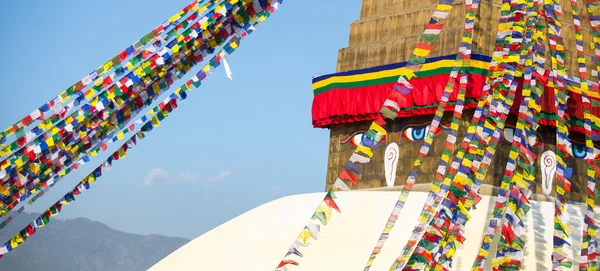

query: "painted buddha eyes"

left=571, top=143, right=587, bottom=159
left=340, top=131, right=365, bottom=147
left=341, top=130, right=388, bottom=146
left=570, top=143, right=600, bottom=159
left=340, top=124, right=444, bottom=146
left=402, top=125, right=430, bottom=142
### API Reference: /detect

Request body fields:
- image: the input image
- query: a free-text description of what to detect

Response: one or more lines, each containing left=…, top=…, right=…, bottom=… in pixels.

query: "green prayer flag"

left=420, top=34, right=439, bottom=43
left=325, top=188, right=336, bottom=199
left=559, top=261, right=573, bottom=268
left=312, top=212, right=328, bottom=225
left=41, top=215, right=50, bottom=225
left=412, top=254, right=429, bottom=264
left=380, top=107, right=398, bottom=120
left=449, top=184, right=467, bottom=197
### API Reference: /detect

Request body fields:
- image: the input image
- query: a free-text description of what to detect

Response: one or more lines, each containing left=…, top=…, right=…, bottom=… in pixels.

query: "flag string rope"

left=0, top=14, right=243, bottom=229
left=428, top=1, right=536, bottom=269
left=275, top=0, right=461, bottom=269
left=488, top=2, right=540, bottom=268
left=363, top=0, right=480, bottom=269
left=470, top=1, right=547, bottom=268
left=0, top=0, right=282, bottom=258
left=569, top=0, right=598, bottom=268
left=0, top=0, right=253, bottom=218
left=397, top=0, right=531, bottom=268
left=0, top=0, right=213, bottom=145
left=582, top=0, right=600, bottom=268
left=544, top=0, right=576, bottom=268
left=0, top=0, right=217, bottom=168
left=0, top=0, right=233, bottom=190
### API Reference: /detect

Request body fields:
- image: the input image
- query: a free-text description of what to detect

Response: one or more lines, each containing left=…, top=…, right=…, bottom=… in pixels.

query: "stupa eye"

left=571, top=143, right=588, bottom=159
left=402, top=125, right=430, bottom=142
left=340, top=131, right=366, bottom=146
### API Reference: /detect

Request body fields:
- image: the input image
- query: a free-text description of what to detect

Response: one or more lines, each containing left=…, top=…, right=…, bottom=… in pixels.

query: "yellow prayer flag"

left=15, top=158, right=23, bottom=168
left=413, top=48, right=430, bottom=57
left=436, top=4, right=452, bottom=11
left=84, top=89, right=95, bottom=100
left=10, top=236, right=20, bottom=249
left=383, top=225, right=393, bottom=233
left=355, top=145, right=374, bottom=158
left=298, top=229, right=312, bottom=244
left=317, top=204, right=332, bottom=221
left=369, top=122, right=387, bottom=136
left=134, top=67, right=145, bottom=77
left=515, top=176, right=530, bottom=190
left=58, top=90, right=70, bottom=103
left=115, top=97, right=124, bottom=107
left=152, top=116, right=160, bottom=127
left=587, top=197, right=595, bottom=206
left=492, top=257, right=504, bottom=267
left=450, top=122, right=460, bottom=131
left=94, top=77, right=104, bottom=87
left=556, top=186, right=565, bottom=195
left=398, top=67, right=417, bottom=80
left=457, top=201, right=471, bottom=220
left=46, top=137, right=55, bottom=147
left=455, top=173, right=469, bottom=185
left=103, top=62, right=113, bottom=72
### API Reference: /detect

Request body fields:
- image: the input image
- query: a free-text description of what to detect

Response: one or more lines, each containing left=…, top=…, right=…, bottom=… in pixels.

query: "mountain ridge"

left=0, top=212, right=189, bottom=271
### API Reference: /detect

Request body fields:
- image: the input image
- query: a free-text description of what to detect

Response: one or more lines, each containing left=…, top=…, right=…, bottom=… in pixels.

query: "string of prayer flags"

left=2, top=23, right=257, bottom=222
left=397, top=0, right=532, bottom=268
left=276, top=188, right=338, bottom=271
left=0, top=0, right=283, bottom=255
left=364, top=0, right=480, bottom=269
left=472, top=3, right=546, bottom=268
left=569, top=0, right=598, bottom=269
left=490, top=5, right=539, bottom=268
left=281, top=0, right=462, bottom=268
left=0, top=0, right=215, bottom=160
left=584, top=0, right=600, bottom=82
left=0, top=0, right=212, bottom=146
left=0, top=22, right=218, bottom=216
left=0, top=0, right=249, bottom=188
left=545, top=1, right=575, bottom=269
left=434, top=1, right=535, bottom=268
left=0, top=135, right=135, bottom=259
left=0, top=0, right=264, bottom=217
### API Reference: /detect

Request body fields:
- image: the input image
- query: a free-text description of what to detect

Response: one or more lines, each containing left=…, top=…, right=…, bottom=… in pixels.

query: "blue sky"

left=0, top=0, right=363, bottom=239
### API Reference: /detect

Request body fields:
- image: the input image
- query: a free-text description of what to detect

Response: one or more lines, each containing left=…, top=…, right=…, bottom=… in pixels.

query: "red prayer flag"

left=339, top=170, right=358, bottom=185
left=324, top=197, right=340, bottom=213
left=277, top=260, right=299, bottom=269
left=21, top=115, right=33, bottom=126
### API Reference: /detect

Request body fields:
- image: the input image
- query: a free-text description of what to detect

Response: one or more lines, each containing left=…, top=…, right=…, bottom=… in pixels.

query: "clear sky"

left=0, top=0, right=363, bottom=239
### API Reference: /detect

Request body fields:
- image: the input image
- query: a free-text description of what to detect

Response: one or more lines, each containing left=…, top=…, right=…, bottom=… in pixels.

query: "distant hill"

left=0, top=213, right=189, bottom=271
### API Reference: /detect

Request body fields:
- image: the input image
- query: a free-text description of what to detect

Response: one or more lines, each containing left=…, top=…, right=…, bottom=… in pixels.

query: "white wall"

left=149, top=191, right=599, bottom=271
